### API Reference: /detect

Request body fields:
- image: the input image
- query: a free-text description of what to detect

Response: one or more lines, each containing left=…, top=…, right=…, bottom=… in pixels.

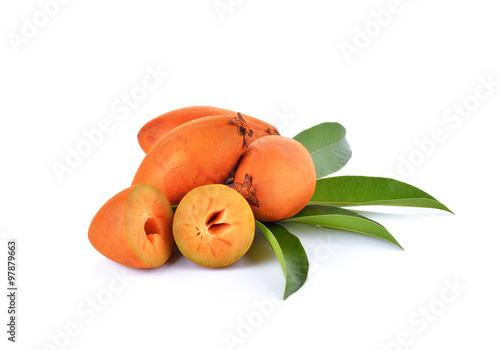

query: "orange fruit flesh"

left=173, top=185, right=255, bottom=268
left=125, top=184, right=173, bottom=267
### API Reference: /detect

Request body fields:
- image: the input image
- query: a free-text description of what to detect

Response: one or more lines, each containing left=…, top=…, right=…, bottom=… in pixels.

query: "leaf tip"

left=443, top=206, right=455, bottom=215
left=435, top=202, right=454, bottom=215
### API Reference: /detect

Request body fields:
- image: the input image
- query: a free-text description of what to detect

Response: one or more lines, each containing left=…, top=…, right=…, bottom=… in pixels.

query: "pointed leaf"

left=284, top=205, right=403, bottom=249
left=293, top=122, right=352, bottom=179
left=255, top=221, right=309, bottom=300
left=310, top=176, right=453, bottom=213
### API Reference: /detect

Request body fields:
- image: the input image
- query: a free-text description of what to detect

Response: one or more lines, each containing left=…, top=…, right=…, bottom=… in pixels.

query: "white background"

left=1, top=1, right=499, bottom=349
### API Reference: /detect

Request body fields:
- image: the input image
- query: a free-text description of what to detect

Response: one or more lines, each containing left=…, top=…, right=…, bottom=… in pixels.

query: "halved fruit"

left=173, top=184, right=255, bottom=268
left=88, top=184, right=174, bottom=268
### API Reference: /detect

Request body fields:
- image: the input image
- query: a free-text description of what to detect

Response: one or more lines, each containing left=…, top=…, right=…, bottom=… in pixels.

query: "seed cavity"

left=208, top=223, right=231, bottom=236
left=205, top=209, right=226, bottom=226
left=144, top=216, right=161, bottom=236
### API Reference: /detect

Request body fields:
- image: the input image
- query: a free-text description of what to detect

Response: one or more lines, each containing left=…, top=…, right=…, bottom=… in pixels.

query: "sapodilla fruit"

left=173, top=184, right=255, bottom=267
left=88, top=184, right=174, bottom=268
left=137, top=106, right=280, bottom=153
left=232, top=135, right=316, bottom=222
left=132, top=114, right=256, bottom=205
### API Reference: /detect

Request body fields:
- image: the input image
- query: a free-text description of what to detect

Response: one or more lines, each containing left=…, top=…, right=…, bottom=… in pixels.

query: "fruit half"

left=173, top=184, right=255, bottom=267
left=88, top=184, right=174, bottom=268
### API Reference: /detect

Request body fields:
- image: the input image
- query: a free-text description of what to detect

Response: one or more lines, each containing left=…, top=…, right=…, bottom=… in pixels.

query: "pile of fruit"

left=88, top=106, right=451, bottom=299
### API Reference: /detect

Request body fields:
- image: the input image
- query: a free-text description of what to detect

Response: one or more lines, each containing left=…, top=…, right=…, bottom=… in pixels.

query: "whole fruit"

left=232, top=136, right=316, bottom=222
left=133, top=115, right=255, bottom=205
left=137, top=106, right=280, bottom=153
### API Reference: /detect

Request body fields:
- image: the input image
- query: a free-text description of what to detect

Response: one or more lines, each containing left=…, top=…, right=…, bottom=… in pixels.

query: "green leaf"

left=293, top=122, right=352, bottom=179
left=255, top=221, right=309, bottom=300
left=284, top=205, right=403, bottom=249
left=310, top=176, right=453, bottom=213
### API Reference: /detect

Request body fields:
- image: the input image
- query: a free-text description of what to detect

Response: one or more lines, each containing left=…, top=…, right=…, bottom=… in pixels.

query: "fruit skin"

left=232, top=136, right=316, bottom=222
left=137, top=106, right=280, bottom=153
left=173, top=184, right=255, bottom=268
left=88, top=184, right=174, bottom=268
left=132, top=114, right=257, bottom=205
